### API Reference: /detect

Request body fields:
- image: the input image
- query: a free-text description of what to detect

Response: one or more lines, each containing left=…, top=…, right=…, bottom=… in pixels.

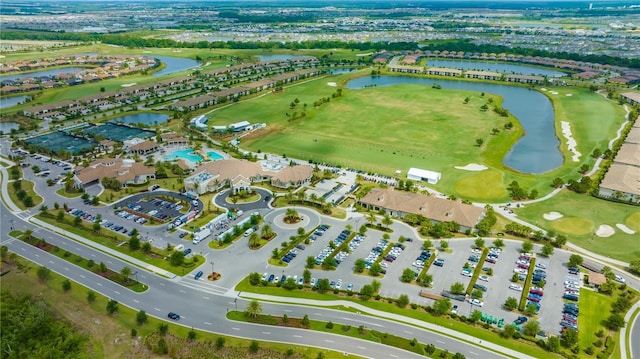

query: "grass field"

left=8, top=179, right=43, bottom=210
left=1, top=256, right=351, bottom=359
left=578, top=289, right=616, bottom=352
left=515, top=190, right=640, bottom=262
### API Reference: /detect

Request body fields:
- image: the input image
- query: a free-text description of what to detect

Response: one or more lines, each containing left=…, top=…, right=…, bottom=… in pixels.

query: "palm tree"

left=24, top=229, right=33, bottom=241
left=245, top=299, right=262, bottom=318
left=382, top=214, right=393, bottom=229
left=285, top=208, right=299, bottom=222
left=295, top=190, right=306, bottom=203
left=366, top=213, right=377, bottom=226
left=120, top=266, right=133, bottom=284
left=285, top=191, right=294, bottom=204
left=309, top=192, right=318, bottom=205
left=248, top=232, right=260, bottom=248
left=261, top=224, right=274, bottom=239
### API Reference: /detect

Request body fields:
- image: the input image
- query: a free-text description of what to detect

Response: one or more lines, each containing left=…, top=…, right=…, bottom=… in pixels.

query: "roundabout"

left=264, top=207, right=321, bottom=231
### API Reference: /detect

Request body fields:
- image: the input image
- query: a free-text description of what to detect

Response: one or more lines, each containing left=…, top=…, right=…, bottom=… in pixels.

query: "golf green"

left=626, top=212, right=640, bottom=232
left=550, top=217, right=594, bottom=236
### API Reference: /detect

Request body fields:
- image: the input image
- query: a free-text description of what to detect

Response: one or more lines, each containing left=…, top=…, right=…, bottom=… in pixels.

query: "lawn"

left=2, top=256, right=352, bottom=359
left=515, top=190, right=640, bottom=262
left=578, top=289, right=616, bottom=352
left=207, top=73, right=624, bottom=202
left=8, top=179, right=43, bottom=210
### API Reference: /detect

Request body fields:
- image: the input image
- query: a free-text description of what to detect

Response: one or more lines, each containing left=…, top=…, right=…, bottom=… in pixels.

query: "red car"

left=529, top=288, right=544, bottom=296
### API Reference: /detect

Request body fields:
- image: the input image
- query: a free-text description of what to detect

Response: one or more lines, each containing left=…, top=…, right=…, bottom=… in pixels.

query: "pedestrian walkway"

left=240, top=292, right=535, bottom=359
left=29, top=217, right=176, bottom=278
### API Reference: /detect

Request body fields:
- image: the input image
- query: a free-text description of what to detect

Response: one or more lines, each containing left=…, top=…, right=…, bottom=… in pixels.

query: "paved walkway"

left=240, top=292, right=535, bottom=359
left=0, top=155, right=21, bottom=212
left=29, top=217, right=175, bottom=278
left=620, top=300, right=640, bottom=359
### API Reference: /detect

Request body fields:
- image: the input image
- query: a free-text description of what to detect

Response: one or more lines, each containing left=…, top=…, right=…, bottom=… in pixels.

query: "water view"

left=0, top=67, right=90, bottom=82
left=0, top=95, right=29, bottom=109
left=328, top=68, right=357, bottom=74
left=427, top=60, right=567, bottom=77
left=0, top=122, right=20, bottom=133
left=345, top=76, right=562, bottom=174
left=111, top=113, right=170, bottom=126
left=257, top=54, right=313, bottom=61
left=152, top=55, right=200, bottom=77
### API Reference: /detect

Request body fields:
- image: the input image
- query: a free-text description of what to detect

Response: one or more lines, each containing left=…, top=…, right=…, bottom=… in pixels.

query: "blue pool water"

left=164, top=149, right=223, bottom=162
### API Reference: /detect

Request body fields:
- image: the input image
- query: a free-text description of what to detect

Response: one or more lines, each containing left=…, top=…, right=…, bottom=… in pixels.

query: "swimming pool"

left=164, top=149, right=223, bottom=162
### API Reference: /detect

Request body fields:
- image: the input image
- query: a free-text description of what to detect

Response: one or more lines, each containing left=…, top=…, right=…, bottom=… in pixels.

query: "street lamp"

left=234, top=298, right=238, bottom=311
left=10, top=219, right=14, bottom=231
left=210, top=261, right=215, bottom=275
left=133, top=271, right=139, bottom=284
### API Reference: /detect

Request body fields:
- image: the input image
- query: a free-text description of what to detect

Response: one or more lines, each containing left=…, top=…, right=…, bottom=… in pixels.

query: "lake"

left=0, top=67, right=90, bottom=82
left=111, top=113, right=170, bottom=126
left=345, top=76, right=562, bottom=174
left=328, top=68, right=357, bottom=74
left=0, top=122, right=20, bottom=133
left=152, top=55, right=200, bottom=77
left=427, top=59, right=567, bottom=77
left=0, top=95, right=29, bottom=109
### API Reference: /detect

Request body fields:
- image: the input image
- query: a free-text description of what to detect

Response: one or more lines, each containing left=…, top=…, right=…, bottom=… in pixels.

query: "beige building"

left=360, top=187, right=485, bottom=232
left=74, top=158, right=156, bottom=188
left=184, top=159, right=313, bottom=194
left=597, top=163, right=640, bottom=204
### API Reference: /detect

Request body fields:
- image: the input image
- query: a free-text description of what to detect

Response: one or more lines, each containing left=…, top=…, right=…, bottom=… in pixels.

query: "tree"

left=306, top=256, right=315, bottom=268
left=317, top=278, right=331, bottom=293
left=605, top=313, right=625, bottom=331
left=369, top=262, right=383, bottom=276
left=303, top=269, right=312, bottom=284
left=322, top=257, right=337, bottom=270
left=249, top=272, right=261, bottom=286
left=129, top=235, right=141, bottom=251
left=87, top=290, right=96, bottom=303
left=359, top=284, right=374, bottom=300
left=382, top=214, right=393, bottom=229
left=245, top=299, right=262, bottom=319
left=261, top=224, right=274, bottom=239
left=555, top=234, right=568, bottom=247
left=629, top=259, right=640, bottom=275
left=547, top=336, right=561, bottom=352
left=552, top=177, right=564, bottom=188
left=0, top=245, right=7, bottom=262
left=561, top=328, right=578, bottom=348
left=470, top=310, right=483, bottom=323
left=301, top=314, right=310, bottom=326
left=503, top=297, right=518, bottom=311
left=601, top=266, right=615, bottom=281
left=141, top=241, right=151, bottom=254
left=521, top=241, right=534, bottom=253
left=62, top=279, right=71, bottom=292
left=248, top=232, right=260, bottom=248
left=283, top=277, right=297, bottom=290
left=450, top=282, right=465, bottom=295
left=525, top=303, right=539, bottom=316
left=366, top=213, right=377, bottom=226
left=397, top=294, right=410, bottom=308
left=523, top=320, right=540, bottom=337
left=158, top=323, right=168, bottom=335
left=120, top=266, right=132, bottom=284
left=37, top=266, right=51, bottom=283
left=106, top=299, right=119, bottom=315
left=568, top=254, right=583, bottom=268
left=188, top=329, right=196, bottom=340
left=471, top=289, right=483, bottom=299
left=541, top=243, right=554, bottom=257
left=493, top=238, right=505, bottom=249
left=433, top=298, right=452, bottom=315
left=169, top=250, right=185, bottom=266
left=249, top=340, right=259, bottom=353
left=476, top=138, right=484, bottom=147
left=215, top=337, right=225, bottom=349
left=418, top=273, right=433, bottom=287
left=502, top=324, right=517, bottom=338
left=401, top=268, right=416, bottom=283
left=474, top=237, right=485, bottom=249
left=136, top=310, right=148, bottom=325
left=371, top=279, right=381, bottom=293
left=422, top=239, right=433, bottom=251
left=354, top=258, right=366, bottom=273
left=439, top=240, right=449, bottom=251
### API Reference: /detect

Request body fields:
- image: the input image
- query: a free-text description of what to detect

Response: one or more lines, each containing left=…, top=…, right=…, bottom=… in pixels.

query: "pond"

left=0, top=67, right=90, bottom=82
left=328, top=68, right=357, bottom=74
left=152, top=55, right=200, bottom=77
left=0, top=95, right=29, bottom=109
left=257, top=54, right=313, bottom=61
left=0, top=122, right=20, bottom=133
left=111, top=113, right=170, bottom=126
left=426, top=59, right=567, bottom=77
left=345, top=76, right=561, bottom=174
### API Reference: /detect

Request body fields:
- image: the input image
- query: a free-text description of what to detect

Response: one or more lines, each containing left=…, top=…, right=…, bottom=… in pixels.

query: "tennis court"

left=24, top=131, right=97, bottom=155
left=81, top=122, right=155, bottom=142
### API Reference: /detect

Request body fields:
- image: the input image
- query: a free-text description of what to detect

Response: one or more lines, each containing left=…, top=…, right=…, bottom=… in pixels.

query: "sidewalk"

left=30, top=217, right=176, bottom=278
left=240, top=292, right=535, bottom=359
left=0, top=159, right=21, bottom=212
left=620, top=300, right=640, bottom=359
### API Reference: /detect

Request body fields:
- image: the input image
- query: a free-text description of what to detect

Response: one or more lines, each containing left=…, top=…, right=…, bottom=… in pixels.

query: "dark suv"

left=168, top=312, right=180, bottom=320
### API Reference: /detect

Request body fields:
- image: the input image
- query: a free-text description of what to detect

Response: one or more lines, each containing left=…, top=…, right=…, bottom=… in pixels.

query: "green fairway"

left=626, top=212, right=640, bottom=232
left=452, top=169, right=507, bottom=200
left=516, top=190, right=640, bottom=262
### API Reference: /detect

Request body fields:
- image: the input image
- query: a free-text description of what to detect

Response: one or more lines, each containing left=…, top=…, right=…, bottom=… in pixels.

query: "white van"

left=244, top=228, right=255, bottom=237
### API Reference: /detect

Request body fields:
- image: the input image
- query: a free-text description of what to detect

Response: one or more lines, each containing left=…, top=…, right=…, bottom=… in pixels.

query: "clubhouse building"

left=74, top=158, right=156, bottom=188
left=184, top=159, right=313, bottom=195
left=360, top=187, right=485, bottom=233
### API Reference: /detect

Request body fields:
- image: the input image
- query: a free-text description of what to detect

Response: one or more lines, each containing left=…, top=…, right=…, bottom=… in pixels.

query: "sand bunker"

left=596, top=225, right=615, bottom=237
left=356, top=52, right=374, bottom=57
left=566, top=94, right=573, bottom=96
left=543, top=212, right=564, bottom=220
left=121, top=83, right=137, bottom=87
left=550, top=91, right=559, bottom=95
left=541, top=88, right=547, bottom=91
left=616, top=223, right=636, bottom=234
left=454, top=163, right=488, bottom=171
left=561, top=121, right=582, bottom=162
left=327, top=82, right=337, bottom=87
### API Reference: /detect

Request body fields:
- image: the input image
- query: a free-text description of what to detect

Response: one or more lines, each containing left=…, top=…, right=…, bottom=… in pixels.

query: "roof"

left=75, top=158, right=155, bottom=185
left=360, top=187, right=484, bottom=228
left=588, top=271, right=607, bottom=286
left=621, top=92, right=640, bottom=103
left=625, top=126, right=640, bottom=144
left=129, top=140, right=158, bottom=152
left=614, top=143, right=640, bottom=166
left=600, top=163, right=640, bottom=196
left=187, top=159, right=312, bottom=188
left=407, top=167, right=442, bottom=181
left=271, top=165, right=313, bottom=183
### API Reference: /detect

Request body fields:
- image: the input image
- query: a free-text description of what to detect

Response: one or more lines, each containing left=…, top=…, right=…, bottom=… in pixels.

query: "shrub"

left=593, top=339, right=603, bottom=348
left=585, top=347, right=594, bottom=355
left=326, top=321, right=333, bottom=329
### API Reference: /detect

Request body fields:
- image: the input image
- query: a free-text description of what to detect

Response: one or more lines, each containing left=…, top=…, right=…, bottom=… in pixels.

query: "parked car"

left=514, top=316, right=528, bottom=325
left=194, top=271, right=203, bottom=280
left=509, top=284, right=523, bottom=291
left=468, top=298, right=484, bottom=307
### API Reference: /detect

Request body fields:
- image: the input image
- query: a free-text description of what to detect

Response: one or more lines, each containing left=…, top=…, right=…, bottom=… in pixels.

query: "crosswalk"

left=178, top=276, right=232, bottom=296
left=15, top=210, right=32, bottom=220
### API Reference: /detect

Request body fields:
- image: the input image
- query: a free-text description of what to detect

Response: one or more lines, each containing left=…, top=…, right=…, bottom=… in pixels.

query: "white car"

left=468, top=298, right=484, bottom=307
left=509, top=284, right=523, bottom=291
left=536, top=262, right=548, bottom=269
left=615, top=275, right=626, bottom=283
left=478, top=275, right=490, bottom=282
left=310, top=278, right=317, bottom=287
left=261, top=272, right=268, bottom=281
left=513, top=268, right=528, bottom=275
